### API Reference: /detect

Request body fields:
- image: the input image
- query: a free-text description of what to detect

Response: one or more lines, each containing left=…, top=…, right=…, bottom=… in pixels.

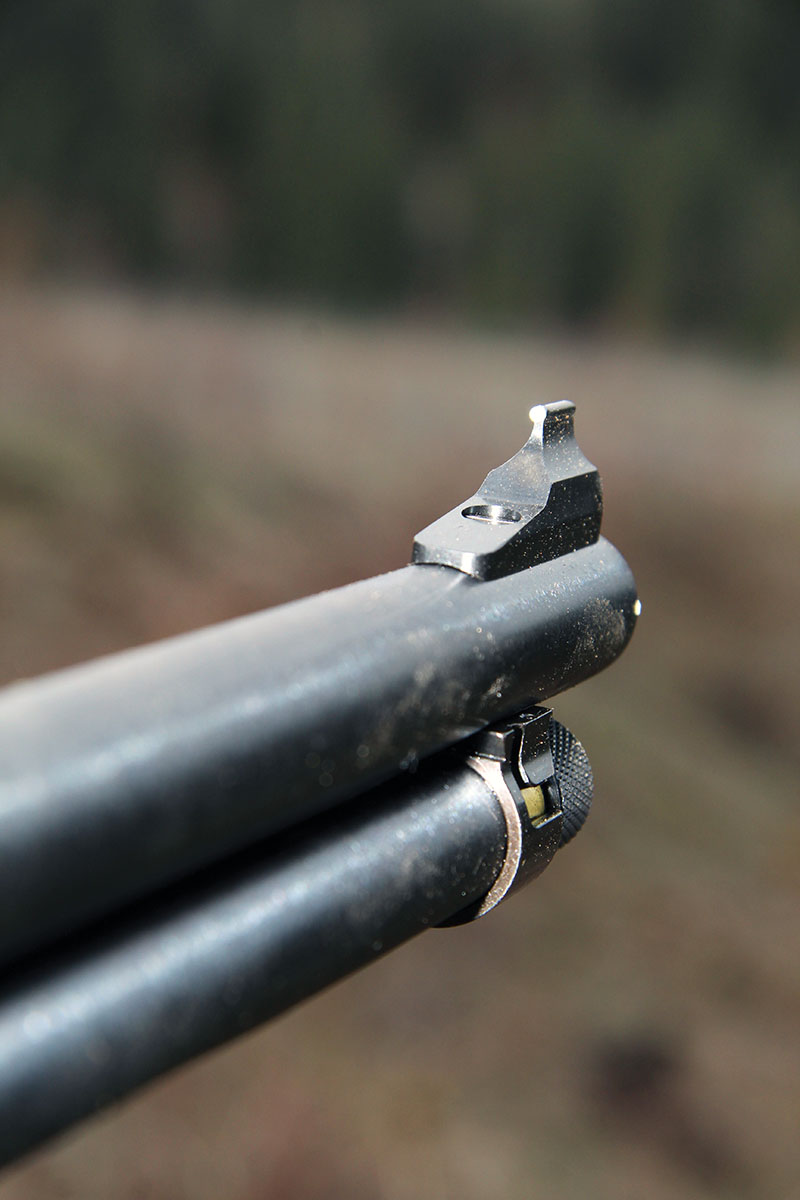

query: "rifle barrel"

left=0, top=539, right=635, bottom=968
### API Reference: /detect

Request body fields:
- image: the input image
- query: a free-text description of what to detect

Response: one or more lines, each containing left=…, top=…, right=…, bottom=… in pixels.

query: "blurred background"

left=0, top=2, right=798, bottom=1198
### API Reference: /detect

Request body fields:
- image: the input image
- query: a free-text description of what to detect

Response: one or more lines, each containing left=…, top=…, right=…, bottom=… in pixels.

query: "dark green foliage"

left=1, top=0, right=799, bottom=347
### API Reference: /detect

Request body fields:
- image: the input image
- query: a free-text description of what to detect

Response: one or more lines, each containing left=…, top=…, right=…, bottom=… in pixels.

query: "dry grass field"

left=0, top=285, right=797, bottom=1200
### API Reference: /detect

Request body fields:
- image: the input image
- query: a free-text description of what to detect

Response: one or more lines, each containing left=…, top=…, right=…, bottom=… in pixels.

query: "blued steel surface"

left=0, top=761, right=505, bottom=1167
left=0, top=537, right=636, bottom=967
left=412, top=401, right=601, bottom=579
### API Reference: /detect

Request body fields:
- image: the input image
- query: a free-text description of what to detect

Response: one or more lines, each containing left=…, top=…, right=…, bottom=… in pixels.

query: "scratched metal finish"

left=0, top=538, right=636, bottom=968
left=0, top=762, right=505, bottom=1167
left=0, top=540, right=637, bottom=967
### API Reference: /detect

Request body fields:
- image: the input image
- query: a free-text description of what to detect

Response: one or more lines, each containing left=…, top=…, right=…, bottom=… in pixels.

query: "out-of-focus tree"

left=1, top=0, right=799, bottom=350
